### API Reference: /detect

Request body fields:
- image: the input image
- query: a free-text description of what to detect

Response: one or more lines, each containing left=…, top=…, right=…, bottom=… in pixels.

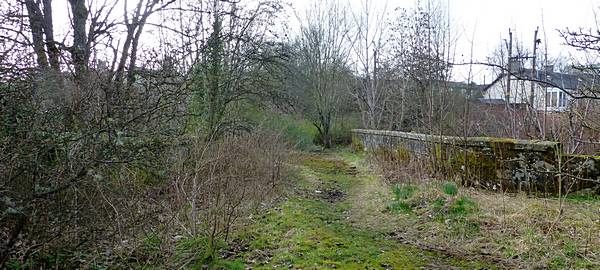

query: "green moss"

left=490, top=138, right=518, bottom=160
left=334, top=148, right=365, bottom=165
left=488, top=137, right=519, bottom=144
left=242, top=196, right=487, bottom=269
left=350, top=136, right=364, bottom=153
left=231, top=151, right=493, bottom=269
left=301, top=156, right=359, bottom=191
left=564, top=154, right=600, bottom=161
left=302, top=156, right=356, bottom=175
left=214, top=259, right=245, bottom=270
left=372, top=145, right=411, bottom=165
left=448, top=150, right=497, bottom=184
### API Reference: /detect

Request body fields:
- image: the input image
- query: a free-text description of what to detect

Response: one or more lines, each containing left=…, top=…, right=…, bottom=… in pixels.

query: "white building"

left=481, top=66, right=580, bottom=112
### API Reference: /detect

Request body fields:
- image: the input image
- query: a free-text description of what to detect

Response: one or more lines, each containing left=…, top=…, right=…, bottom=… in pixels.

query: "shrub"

left=170, top=128, right=289, bottom=263
left=248, top=110, right=318, bottom=150
left=1, top=67, right=186, bottom=269
left=350, top=136, right=364, bottom=152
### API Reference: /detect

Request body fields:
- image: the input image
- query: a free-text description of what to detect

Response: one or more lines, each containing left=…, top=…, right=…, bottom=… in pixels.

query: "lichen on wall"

left=352, top=129, right=600, bottom=194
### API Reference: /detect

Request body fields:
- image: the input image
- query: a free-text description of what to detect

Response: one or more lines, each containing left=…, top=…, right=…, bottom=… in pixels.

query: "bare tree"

left=0, top=0, right=193, bottom=267
left=557, top=26, right=600, bottom=153
left=389, top=0, right=453, bottom=134
left=295, top=0, right=354, bottom=148
left=351, top=0, right=389, bottom=129
left=0, top=0, right=298, bottom=267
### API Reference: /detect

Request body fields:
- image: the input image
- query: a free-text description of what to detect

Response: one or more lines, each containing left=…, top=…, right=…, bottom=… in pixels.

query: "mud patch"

left=306, top=188, right=346, bottom=203
left=295, top=187, right=344, bottom=203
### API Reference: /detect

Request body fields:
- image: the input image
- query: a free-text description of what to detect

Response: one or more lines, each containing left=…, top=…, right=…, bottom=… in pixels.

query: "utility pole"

left=505, top=29, right=515, bottom=138
left=542, top=23, right=549, bottom=139
left=529, top=27, right=542, bottom=138
left=505, top=29, right=512, bottom=109
left=530, top=27, right=539, bottom=109
left=372, top=47, right=377, bottom=129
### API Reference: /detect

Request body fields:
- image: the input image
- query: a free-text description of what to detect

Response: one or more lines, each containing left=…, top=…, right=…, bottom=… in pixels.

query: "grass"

left=563, top=193, right=600, bottom=202
left=387, top=201, right=414, bottom=213
left=387, top=184, right=417, bottom=213
left=228, top=151, right=494, bottom=269
left=160, top=148, right=600, bottom=269
left=448, top=196, right=477, bottom=216
left=393, top=184, right=417, bottom=200
left=442, top=181, right=459, bottom=196
left=302, top=156, right=356, bottom=175
left=383, top=181, right=481, bottom=238
left=361, top=150, right=600, bottom=269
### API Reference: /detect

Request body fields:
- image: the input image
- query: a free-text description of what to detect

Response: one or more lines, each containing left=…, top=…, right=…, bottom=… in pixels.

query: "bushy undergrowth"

left=248, top=109, right=360, bottom=150
left=3, top=128, right=290, bottom=269
left=369, top=145, right=429, bottom=184
left=312, top=115, right=360, bottom=147
left=248, top=109, right=318, bottom=150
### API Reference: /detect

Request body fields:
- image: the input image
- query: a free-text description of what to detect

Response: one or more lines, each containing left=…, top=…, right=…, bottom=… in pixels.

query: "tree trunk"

left=68, top=0, right=89, bottom=79
left=42, top=0, right=60, bottom=70
left=24, top=0, right=49, bottom=70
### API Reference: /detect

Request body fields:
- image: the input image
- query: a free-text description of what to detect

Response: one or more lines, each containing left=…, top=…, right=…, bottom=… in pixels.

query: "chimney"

left=509, top=59, right=523, bottom=74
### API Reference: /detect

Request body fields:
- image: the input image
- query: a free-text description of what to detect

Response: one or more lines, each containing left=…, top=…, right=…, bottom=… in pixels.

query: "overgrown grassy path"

left=233, top=150, right=494, bottom=269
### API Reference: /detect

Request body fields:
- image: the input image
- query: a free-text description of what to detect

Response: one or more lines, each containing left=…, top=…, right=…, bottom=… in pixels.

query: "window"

left=546, top=89, right=568, bottom=110
left=559, top=92, right=567, bottom=107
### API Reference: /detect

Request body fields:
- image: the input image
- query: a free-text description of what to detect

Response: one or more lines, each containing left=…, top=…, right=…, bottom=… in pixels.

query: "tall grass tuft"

left=442, top=182, right=458, bottom=196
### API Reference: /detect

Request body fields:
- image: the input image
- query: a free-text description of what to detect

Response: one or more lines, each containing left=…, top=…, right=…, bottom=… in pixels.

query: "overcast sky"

left=292, top=0, right=600, bottom=83
left=447, top=0, right=600, bottom=82
left=49, top=0, right=600, bottom=84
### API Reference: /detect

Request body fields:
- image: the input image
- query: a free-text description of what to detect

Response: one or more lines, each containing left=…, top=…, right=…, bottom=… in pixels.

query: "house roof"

left=482, top=68, right=585, bottom=92
left=535, top=70, right=580, bottom=90
left=481, top=75, right=504, bottom=92
left=445, top=80, right=487, bottom=92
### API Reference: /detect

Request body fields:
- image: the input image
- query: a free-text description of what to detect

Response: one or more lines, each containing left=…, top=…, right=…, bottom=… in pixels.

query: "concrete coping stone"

left=352, top=129, right=560, bottom=153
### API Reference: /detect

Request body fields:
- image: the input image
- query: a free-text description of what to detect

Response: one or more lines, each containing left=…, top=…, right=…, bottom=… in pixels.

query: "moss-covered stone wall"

left=352, top=129, right=600, bottom=194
